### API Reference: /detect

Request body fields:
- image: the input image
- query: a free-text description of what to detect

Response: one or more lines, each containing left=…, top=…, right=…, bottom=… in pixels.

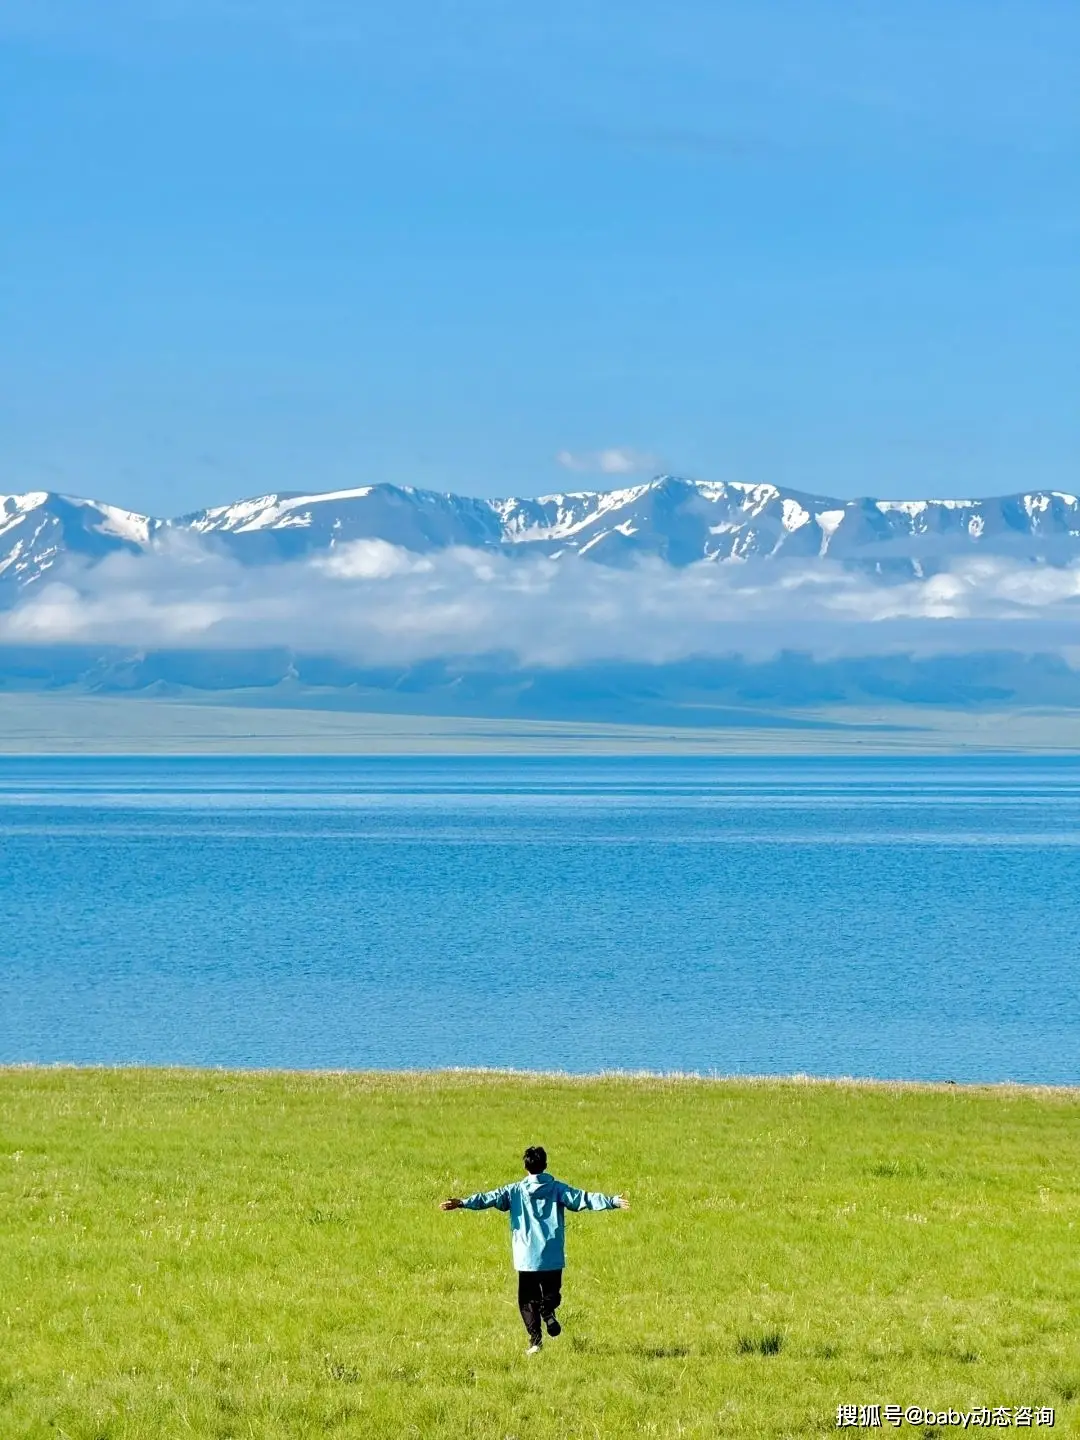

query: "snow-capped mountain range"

left=3, top=474, right=1080, bottom=596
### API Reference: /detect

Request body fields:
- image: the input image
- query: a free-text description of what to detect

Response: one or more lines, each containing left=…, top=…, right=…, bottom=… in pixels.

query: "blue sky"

left=3, top=0, right=1079, bottom=514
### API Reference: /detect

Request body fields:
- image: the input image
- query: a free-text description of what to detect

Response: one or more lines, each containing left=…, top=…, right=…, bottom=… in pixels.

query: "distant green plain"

left=2, top=1069, right=1078, bottom=1438
left=2, top=691, right=1080, bottom=752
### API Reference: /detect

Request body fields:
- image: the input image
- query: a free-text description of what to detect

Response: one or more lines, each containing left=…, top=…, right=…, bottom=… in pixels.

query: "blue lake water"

left=1, top=755, right=1078, bottom=1084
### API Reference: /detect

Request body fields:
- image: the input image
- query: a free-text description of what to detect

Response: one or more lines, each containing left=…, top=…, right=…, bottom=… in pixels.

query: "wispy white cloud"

left=3, top=538, right=1080, bottom=669
left=555, top=447, right=661, bottom=476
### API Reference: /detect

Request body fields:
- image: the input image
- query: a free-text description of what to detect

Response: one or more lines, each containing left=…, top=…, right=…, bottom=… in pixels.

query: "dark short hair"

left=523, top=1145, right=547, bottom=1174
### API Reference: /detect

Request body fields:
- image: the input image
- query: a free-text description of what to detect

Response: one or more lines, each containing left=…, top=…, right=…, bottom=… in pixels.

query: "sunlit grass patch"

left=1, top=1067, right=1077, bottom=1438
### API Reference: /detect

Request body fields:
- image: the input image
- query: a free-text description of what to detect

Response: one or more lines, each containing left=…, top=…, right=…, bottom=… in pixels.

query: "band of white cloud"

left=2, top=536, right=1080, bottom=669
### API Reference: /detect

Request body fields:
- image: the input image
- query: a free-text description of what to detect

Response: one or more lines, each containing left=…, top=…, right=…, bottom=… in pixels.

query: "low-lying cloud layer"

left=3, top=537, right=1080, bottom=667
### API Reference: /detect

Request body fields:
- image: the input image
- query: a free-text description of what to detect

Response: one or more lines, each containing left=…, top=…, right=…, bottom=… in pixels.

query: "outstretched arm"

left=439, top=1186, right=512, bottom=1212
left=557, top=1182, right=629, bottom=1212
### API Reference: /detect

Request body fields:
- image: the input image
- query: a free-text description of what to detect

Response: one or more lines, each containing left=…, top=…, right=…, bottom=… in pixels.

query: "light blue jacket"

left=461, top=1171, right=620, bottom=1271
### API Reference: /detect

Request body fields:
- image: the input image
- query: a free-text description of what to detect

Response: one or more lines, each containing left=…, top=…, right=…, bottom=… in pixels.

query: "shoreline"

left=4, top=1062, right=1078, bottom=1097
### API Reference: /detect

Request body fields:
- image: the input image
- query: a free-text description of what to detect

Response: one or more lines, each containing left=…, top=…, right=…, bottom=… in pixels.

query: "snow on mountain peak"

left=3, top=474, right=1080, bottom=600
left=71, top=499, right=151, bottom=545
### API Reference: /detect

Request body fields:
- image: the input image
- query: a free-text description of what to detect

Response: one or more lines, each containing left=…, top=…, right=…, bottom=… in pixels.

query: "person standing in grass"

left=440, top=1145, right=629, bottom=1354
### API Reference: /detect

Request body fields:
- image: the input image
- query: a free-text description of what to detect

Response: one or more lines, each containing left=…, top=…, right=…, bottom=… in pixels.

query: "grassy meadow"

left=1, top=1068, right=1078, bottom=1439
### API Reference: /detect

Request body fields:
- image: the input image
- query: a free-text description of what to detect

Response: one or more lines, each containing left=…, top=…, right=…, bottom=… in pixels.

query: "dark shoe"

left=544, top=1314, right=562, bottom=1338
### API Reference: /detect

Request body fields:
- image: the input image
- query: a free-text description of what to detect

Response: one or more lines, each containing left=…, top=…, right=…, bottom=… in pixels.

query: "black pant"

left=517, top=1269, right=562, bottom=1344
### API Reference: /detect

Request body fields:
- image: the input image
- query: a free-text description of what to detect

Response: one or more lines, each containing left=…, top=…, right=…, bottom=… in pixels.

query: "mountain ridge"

left=4, top=474, right=1080, bottom=596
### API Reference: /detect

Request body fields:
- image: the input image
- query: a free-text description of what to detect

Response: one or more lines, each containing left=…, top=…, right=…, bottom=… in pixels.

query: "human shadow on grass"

left=565, top=1334, right=785, bottom=1359
left=567, top=1336, right=691, bottom=1359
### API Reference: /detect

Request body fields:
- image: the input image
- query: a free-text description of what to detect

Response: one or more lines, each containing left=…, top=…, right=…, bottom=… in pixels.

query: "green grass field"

left=2, top=1069, right=1078, bottom=1439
